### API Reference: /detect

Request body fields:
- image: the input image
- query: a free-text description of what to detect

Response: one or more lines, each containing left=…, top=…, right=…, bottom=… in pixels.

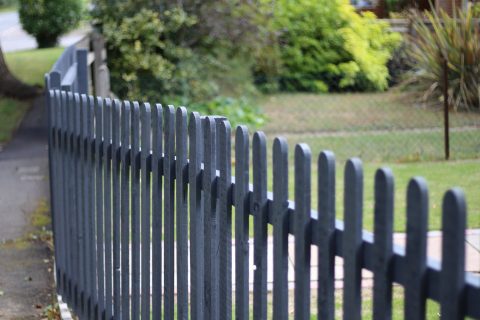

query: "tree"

left=19, top=0, right=82, bottom=48
left=0, top=46, right=41, bottom=99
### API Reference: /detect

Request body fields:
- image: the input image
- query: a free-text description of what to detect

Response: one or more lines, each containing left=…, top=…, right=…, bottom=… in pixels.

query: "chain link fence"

left=260, top=89, right=480, bottom=163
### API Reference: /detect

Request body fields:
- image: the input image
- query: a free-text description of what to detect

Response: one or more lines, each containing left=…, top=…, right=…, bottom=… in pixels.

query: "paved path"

left=0, top=97, right=55, bottom=318
left=0, top=11, right=89, bottom=52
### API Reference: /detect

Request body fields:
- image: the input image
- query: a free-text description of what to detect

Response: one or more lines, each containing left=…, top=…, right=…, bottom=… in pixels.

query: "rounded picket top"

left=235, top=125, right=249, bottom=145
left=253, top=131, right=267, bottom=150
left=176, top=106, right=187, bottom=120
left=273, top=137, right=288, bottom=159
left=141, top=102, right=151, bottom=115
left=295, top=143, right=311, bottom=165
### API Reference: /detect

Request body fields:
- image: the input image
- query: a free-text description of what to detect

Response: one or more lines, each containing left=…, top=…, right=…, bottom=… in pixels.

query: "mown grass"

left=0, top=47, right=63, bottom=144
left=261, top=91, right=480, bottom=134
left=255, top=91, right=479, bottom=231
left=253, top=151, right=480, bottom=232
left=5, top=47, right=63, bottom=86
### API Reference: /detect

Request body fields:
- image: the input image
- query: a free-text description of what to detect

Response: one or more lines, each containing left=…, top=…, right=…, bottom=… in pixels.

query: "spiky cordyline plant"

left=407, top=6, right=480, bottom=111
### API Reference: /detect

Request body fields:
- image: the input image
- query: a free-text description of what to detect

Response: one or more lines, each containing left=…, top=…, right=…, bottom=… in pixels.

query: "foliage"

left=94, top=0, right=269, bottom=126
left=18, top=0, right=82, bottom=48
left=471, top=2, right=480, bottom=17
left=0, top=0, right=16, bottom=7
left=387, top=41, right=415, bottom=86
left=190, top=96, right=265, bottom=129
left=258, top=0, right=401, bottom=93
left=407, top=7, right=480, bottom=111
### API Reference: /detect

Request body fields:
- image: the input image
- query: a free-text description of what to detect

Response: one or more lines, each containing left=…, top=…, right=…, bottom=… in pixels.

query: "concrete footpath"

left=0, top=96, right=55, bottom=319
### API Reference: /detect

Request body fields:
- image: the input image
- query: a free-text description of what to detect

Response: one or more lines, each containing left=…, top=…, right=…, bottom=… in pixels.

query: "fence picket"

left=121, top=101, right=131, bottom=320
left=317, top=151, right=336, bottom=320
left=294, top=144, right=312, bottom=320
left=253, top=132, right=268, bottom=320
left=131, top=102, right=141, bottom=320
left=52, top=91, right=63, bottom=296
left=203, top=117, right=219, bottom=320
left=152, top=104, right=163, bottom=320
left=141, top=103, right=152, bottom=319
left=218, top=120, right=232, bottom=320
left=234, top=125, right=250, bottom=320
left=112, top=99, right=122, bottom=319
left=440, top=189, right=466, bottom=319
left=343, top=158, right=363, bottom=320
left=95, top=97, right=105, bottom=319
left=373, top=168, right=394, bottom=320
left=103, top=98, right=113, bottom=320
left=164, top=106, right=175, bottom=320
left=62, top=91, right=71, bottom=303
left=67, top=92, right=78, bottom=304
left=53, top=91, right=63, bottom=295
left=58, top=92, right=69, bottom=301
left=176, top=107, right=189, bottom=320
left=73, top=93, right=82, bottom=315
left=78, top=93, right=87, bottom=318
left=87, top=95, right=97, bottom=319
left=189, top=112, right=204, bottom=320
left=404, top=177, right=429, bottom=320
left=272, top=137, right=289, bottom=320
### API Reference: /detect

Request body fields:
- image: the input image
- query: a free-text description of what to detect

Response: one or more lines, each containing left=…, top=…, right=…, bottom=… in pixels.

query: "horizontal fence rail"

left=45, top=48, right=480, bottom=320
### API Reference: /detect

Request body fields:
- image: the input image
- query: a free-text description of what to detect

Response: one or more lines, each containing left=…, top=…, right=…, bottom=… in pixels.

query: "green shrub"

left=261, top=0, right=401, bottom=93
left=19, top=0, right=82, bottom=48
left=101, top=7, right=265, bottom=126
left=407, top=7, right=480, bottom=111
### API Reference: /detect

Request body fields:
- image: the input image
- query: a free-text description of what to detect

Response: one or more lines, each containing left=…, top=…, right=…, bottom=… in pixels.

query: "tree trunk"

left=0, top=46, right=41, bottom=99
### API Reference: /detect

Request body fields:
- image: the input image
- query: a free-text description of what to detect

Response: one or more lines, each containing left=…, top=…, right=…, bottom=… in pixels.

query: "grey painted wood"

left=121, top=101, right=131, bottom=320
left=141, top=103, right=152, bottom=319
left=87, top=95, right=97, bottom=319
left=440, top=188, right=466, bottom=319
left=272, top=137, right=289, bottom=320
left=203, top=117, right=219, bottom=320
left=95, top=97, right=105, bottom=319
left=342, top=158, right=363, bottom=320
left=253, top=132, right=268, bottom=320
left=131, top=102, right=141, bottom=320
left=404, top=177, right=429, bottom=320
left=373, top=168, right=394, bottom=320
left=189, top=112, right=204, bottom=320
left=67, top=92, right=75, bottom=304
left=51, top=91, right=60, bottom=291
left=103, top=98, right=113, bottom=320
left=78, top=93, right=87, bottom=318
left=294, top=144, right=312, bottom=320
left=164, top=106, right=175, bottom=320
left=72, top=93, right=80, bottom=312
left=176, top=107, right=189, bottom=320
left=218, top=120, right=232, bottom=320
left=234, top=125, right=250, bottom=320
left=112, top=99, right=122, bottom=319
left=61, top=91, right=70, bottom=300
left=152, top=104, right=163, bottom=320
left=70, top=92, right=77, bottom=305
left=76, top=49, right=88, bottom=95
left=317, top=151, right=335, bottom=320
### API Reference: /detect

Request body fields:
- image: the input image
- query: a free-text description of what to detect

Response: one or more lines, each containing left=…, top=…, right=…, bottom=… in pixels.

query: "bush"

left=259, top=0, right=401, bottom=93
left=19, top=0, right=82, bottom=48
left=99, top=6, right=265, bottom=126
left=407, top=7, right=480, bottom=111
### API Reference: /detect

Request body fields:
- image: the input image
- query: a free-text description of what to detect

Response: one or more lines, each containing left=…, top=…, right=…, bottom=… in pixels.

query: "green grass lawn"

left=0, top=47, right=63, bottom=144
left=255, top=91, right=479, bottom=231
left=257, top=153, right=479, bottom=232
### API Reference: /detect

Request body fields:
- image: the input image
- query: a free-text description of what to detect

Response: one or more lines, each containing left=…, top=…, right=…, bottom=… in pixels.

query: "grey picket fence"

left=45, top=47, right=480, bottom=320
